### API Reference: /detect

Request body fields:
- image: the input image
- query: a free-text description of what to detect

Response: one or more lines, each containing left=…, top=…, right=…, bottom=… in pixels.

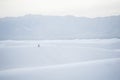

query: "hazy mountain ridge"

left=0, top=15, right=120, bottom=40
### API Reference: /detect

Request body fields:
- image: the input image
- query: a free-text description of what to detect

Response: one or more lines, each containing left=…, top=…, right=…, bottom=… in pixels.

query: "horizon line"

left=0, top=14, right=120, bottom=19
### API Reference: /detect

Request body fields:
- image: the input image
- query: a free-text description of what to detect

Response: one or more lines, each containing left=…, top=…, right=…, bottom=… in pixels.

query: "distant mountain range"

left=0, top=15, right=120, bottom=40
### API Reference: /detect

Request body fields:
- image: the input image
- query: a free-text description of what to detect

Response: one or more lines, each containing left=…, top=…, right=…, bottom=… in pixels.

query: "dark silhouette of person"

left=38, top=44, right=40, bottom=47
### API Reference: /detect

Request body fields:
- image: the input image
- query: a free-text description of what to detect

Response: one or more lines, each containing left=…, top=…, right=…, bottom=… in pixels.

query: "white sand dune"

left=0, top=39, right=120, bottom=80
left=0, top=58, right=120, bottom=80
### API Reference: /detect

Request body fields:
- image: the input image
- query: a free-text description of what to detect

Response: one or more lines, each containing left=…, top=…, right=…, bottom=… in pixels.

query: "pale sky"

left=0, top=0, right=120, bottom=18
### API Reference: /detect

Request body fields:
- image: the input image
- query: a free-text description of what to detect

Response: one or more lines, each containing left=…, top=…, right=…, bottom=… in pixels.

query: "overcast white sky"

left=0, top=0, right=120, bottom=18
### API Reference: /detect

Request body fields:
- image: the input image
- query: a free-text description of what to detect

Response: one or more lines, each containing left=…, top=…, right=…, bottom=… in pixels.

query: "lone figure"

left=38, top=44, right=40, bottom=47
